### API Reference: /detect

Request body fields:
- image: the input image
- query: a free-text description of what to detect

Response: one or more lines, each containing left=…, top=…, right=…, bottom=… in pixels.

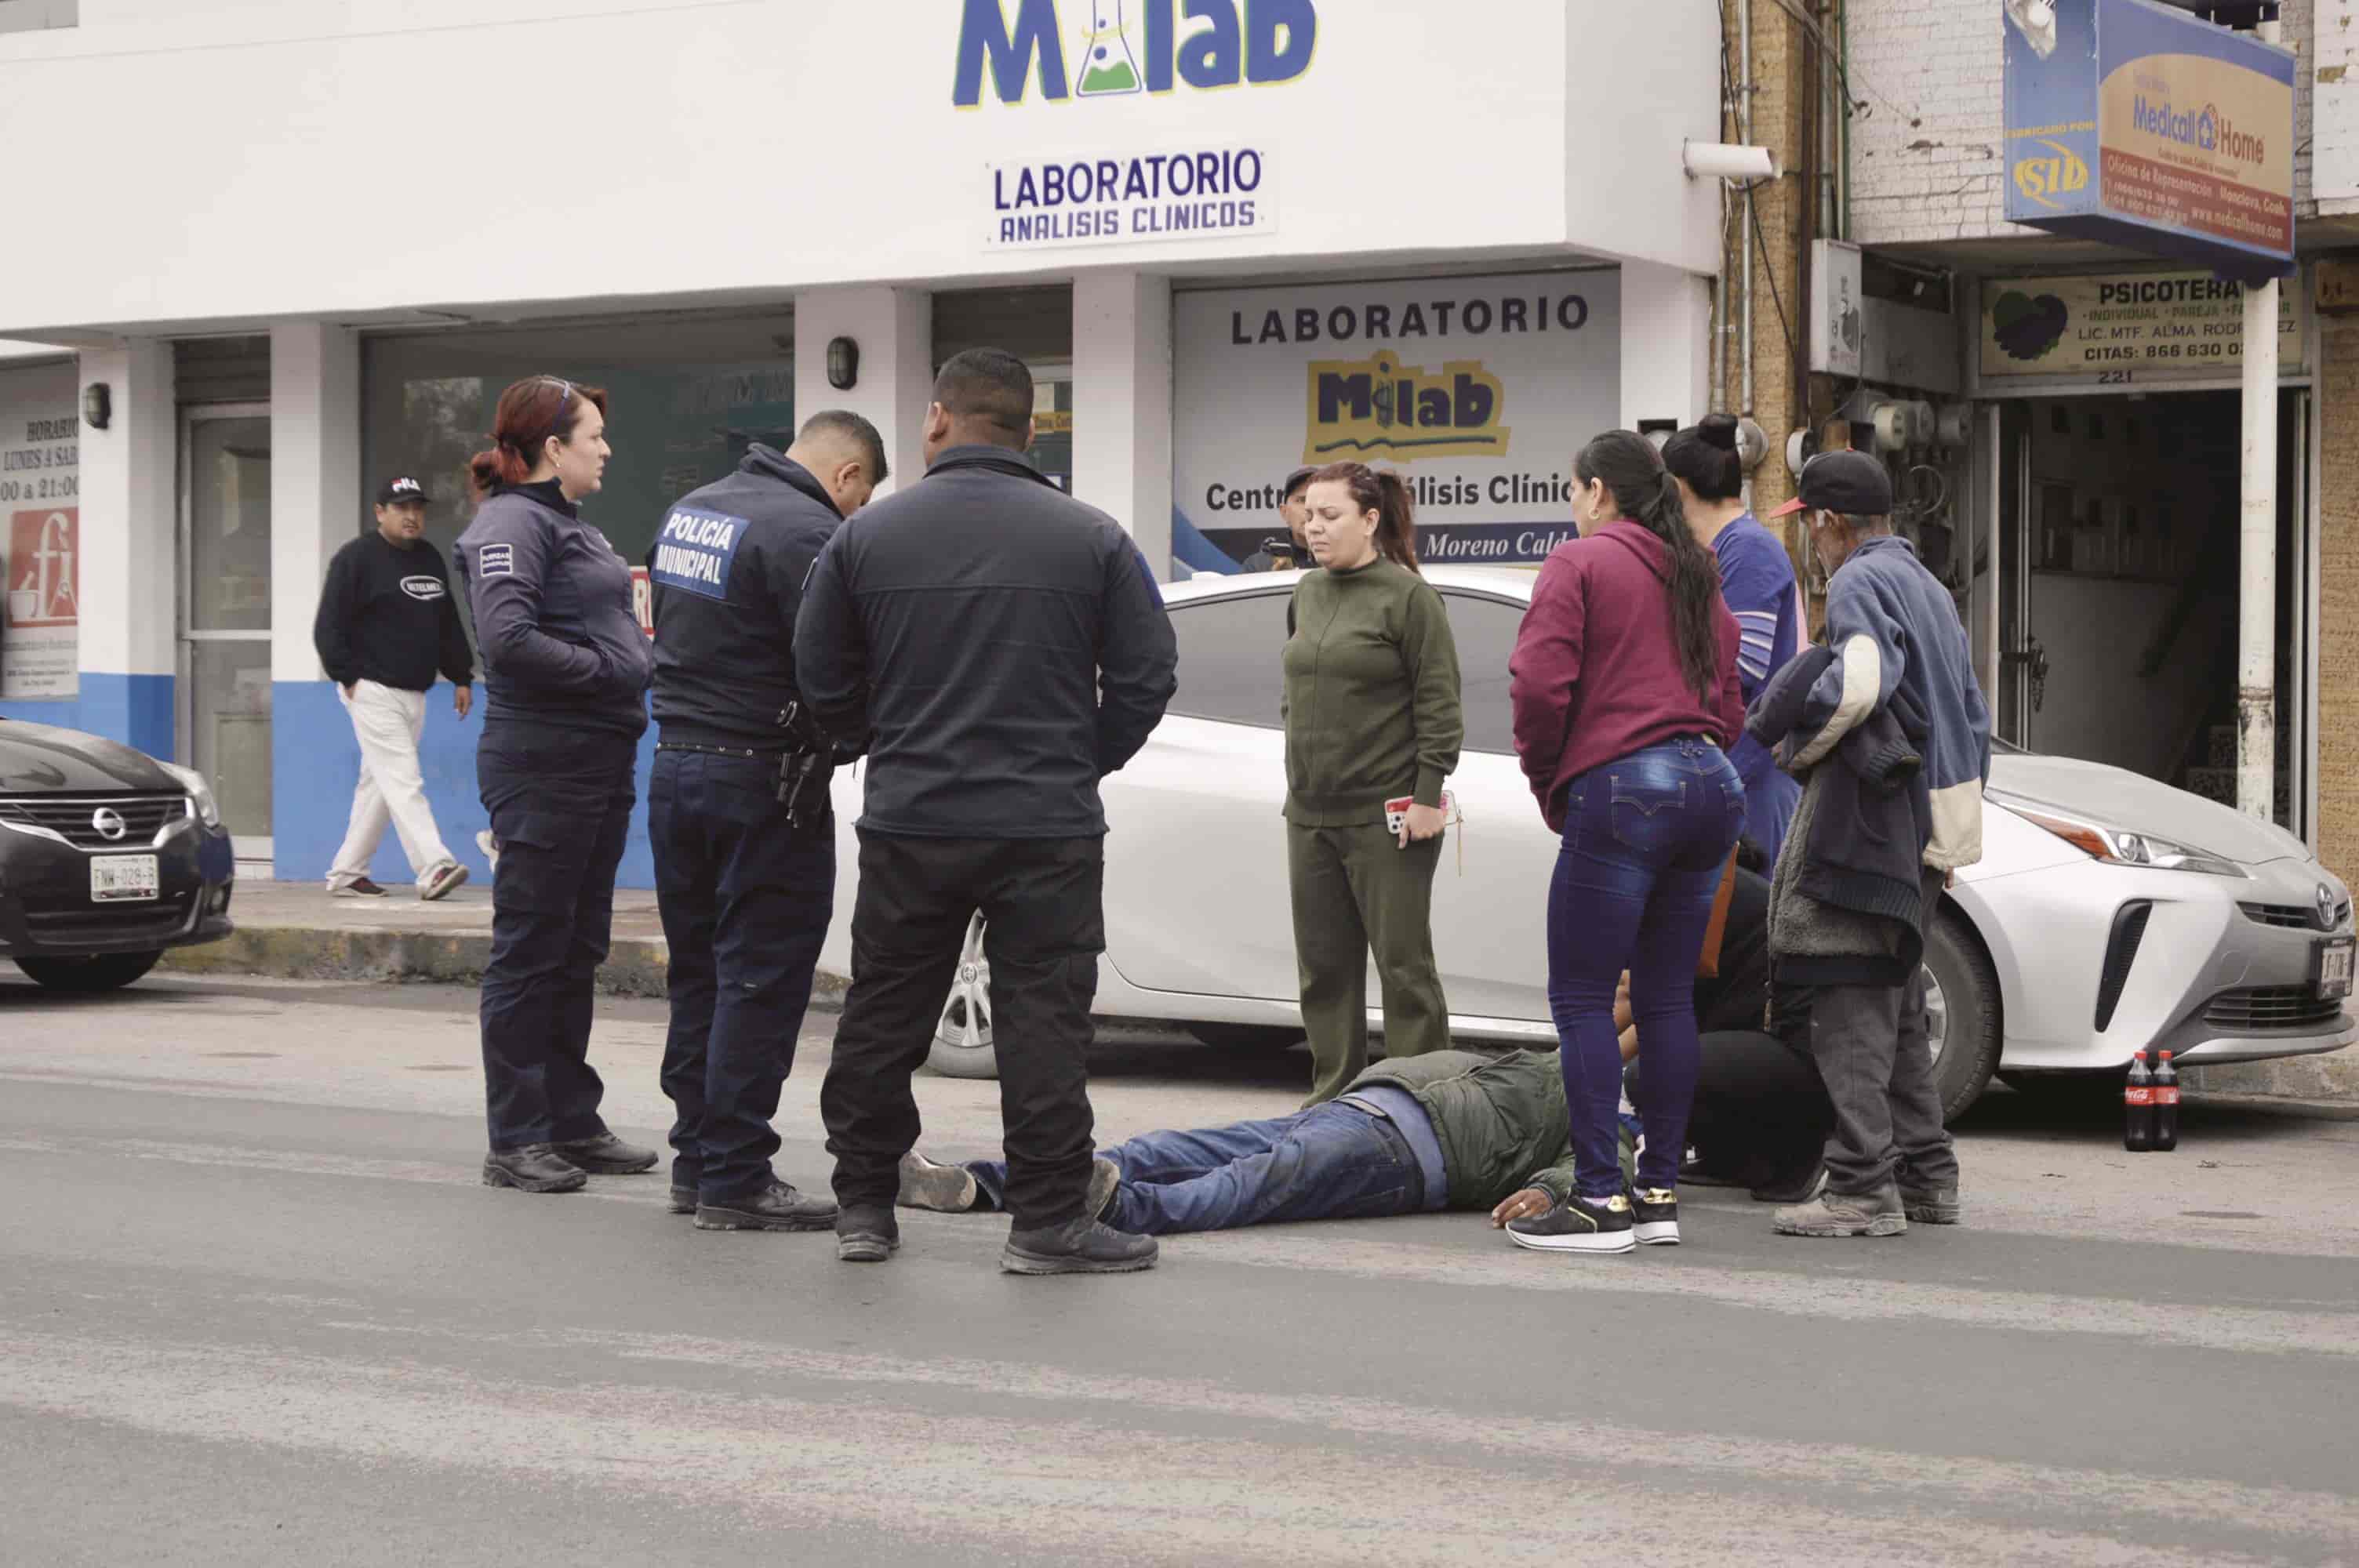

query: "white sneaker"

left=475, top=829, right=500, bottom=872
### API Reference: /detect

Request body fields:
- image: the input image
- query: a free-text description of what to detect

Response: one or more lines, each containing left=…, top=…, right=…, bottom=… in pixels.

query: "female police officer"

left=456, top=376, right=657, bottom=1193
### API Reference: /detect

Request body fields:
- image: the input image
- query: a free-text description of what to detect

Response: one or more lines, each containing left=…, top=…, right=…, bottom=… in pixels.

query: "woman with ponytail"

left=1663, top=414, right=1805, bottom=862
left=1503, top=430, right=1745, bottom=1256
left=1281, top=461, right=1463, bottom=1105
left=453, top=376, right=657, bottom=1196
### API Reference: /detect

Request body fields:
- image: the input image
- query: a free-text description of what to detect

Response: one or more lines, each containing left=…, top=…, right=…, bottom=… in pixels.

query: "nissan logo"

left=91, top=808, right=129, bottom=842
left=2318, top=883, right=2341, bottom=932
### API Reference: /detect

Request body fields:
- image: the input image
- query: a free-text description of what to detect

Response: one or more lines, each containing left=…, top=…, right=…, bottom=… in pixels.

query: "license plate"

left=2314, top=936, right=2355, bottom=1002
left=90, top=855, right=160, bottom=903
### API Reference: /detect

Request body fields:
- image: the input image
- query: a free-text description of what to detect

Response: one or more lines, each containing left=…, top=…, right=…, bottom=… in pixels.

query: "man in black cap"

left=1241, top=466, right=1316, bottom=572
left=1751, top=450, right=1991, bottom=1239
left=314, top=475, right=474, bottom=901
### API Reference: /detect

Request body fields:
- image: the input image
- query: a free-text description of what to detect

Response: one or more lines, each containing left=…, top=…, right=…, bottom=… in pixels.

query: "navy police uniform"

left=454, top=477, right=653, bottom=1156
left=794, top=445, right=1178, bottom=1230
left=646, top=445, right=845, bottom=1207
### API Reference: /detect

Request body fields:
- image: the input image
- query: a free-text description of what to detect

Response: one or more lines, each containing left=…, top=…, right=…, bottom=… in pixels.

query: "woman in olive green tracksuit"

left=1282, top=460, right=1464, bottom=1105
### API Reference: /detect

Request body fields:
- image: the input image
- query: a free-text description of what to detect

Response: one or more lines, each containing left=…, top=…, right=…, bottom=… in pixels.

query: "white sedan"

left=818, top=566, right=2357, bottom=1119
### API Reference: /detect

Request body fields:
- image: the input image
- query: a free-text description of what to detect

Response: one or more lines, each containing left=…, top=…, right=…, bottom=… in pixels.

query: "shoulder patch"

left=477, top=543, right=515, bottom=578
left=649, top=505, right=747, bottom=601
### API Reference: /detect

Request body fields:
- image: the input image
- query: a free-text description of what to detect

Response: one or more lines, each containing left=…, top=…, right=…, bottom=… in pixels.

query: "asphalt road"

left=2, top=973, right=2355, bottom=1566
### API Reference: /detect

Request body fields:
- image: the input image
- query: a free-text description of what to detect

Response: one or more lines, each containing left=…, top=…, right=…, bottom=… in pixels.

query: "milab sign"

left=954, top=0, right=1318, bottom=107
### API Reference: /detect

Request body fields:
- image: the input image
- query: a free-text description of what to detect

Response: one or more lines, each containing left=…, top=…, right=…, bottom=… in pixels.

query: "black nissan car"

left=0, top=718, right=235, bottom=991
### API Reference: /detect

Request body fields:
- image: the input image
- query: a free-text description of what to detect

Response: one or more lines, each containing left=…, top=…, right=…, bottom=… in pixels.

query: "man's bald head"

left=787, top=409, right=888, bottom=517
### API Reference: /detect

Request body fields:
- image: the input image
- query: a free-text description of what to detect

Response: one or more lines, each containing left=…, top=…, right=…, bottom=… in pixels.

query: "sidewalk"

left=158, top=880, right=845, bottom=1003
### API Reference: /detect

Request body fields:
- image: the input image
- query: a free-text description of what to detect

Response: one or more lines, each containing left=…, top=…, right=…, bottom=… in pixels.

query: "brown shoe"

left=420, top=862, right=470, bottom=902
left=331, top=877, right=387, bottom=898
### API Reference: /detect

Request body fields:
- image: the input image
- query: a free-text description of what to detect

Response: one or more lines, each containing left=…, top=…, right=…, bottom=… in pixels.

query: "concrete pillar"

left=794, top=285, right=932, bottom=498
left=269, top=321, right=359, bottom=684
left=74, top=338, right=175, bottom=757
left=1619, top=260, right=1713, bottom=434
left=1072, top=270, right=1174, bottom=578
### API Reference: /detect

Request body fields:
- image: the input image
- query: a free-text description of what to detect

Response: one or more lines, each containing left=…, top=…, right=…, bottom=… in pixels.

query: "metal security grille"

left=0, top=794, right=187, bottom=849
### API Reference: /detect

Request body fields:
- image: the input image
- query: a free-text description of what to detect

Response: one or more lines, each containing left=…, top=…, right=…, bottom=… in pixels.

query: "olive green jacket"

left=1282, top=558, right=1463, bottom=825
left=1350, top=1047, right=1627, bottom=1207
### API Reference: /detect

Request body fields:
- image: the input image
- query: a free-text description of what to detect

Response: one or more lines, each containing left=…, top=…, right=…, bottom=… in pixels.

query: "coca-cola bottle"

left=2124, top=1049, right=2155, bottom=1152
left=2153, top=1050, right=2179, bottom=1152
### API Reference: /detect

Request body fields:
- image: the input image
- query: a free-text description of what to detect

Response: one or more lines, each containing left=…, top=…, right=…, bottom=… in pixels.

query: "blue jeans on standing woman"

left=1549, top=738, right=1745, bottom=1200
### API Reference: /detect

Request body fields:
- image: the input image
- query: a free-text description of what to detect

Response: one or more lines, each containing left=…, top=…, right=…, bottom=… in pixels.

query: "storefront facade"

left=0, top=0, right=1725, bottom=886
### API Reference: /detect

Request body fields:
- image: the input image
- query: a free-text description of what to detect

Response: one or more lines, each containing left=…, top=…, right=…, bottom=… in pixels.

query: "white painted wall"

left=269, top=322, right=360, bottom=685
left=1619, top=260, right=1711, bottom=430
left=74, top=339, right=173, bottom=681
left=2317, top=0, right=2359, bottom=215
left=1072, top=270, right=1175, bottom=573
left=0, top=1, right=1714, bottom=339
left=793, top=288, right=933, bottom=503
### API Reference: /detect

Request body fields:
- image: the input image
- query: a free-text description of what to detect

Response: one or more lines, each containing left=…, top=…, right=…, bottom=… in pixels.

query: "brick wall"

left=1844, top=0, right=2324, bottom=243
left=2314, top=307, right=2359, bottom=888
left=2317, top=0, right=2358, bottom=213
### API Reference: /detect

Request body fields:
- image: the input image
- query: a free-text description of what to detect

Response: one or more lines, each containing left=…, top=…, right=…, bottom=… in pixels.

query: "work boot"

left=695, top=1180, right=838, bottom=1232
left=482, top=1145, right=587, bottom=1194
left=1900, top=1184, right=1962, bottom=1225
left=1000, top=1216, right=1158, bottom=1276
left=837, top=1204, right=900, bottom=1262
left=420, top=862, right=470, bottom=902
left=897, top=1151, right=980, bottom=1213
left=1773, top=1182, right=1908, bottom=1238
left=1086, top=1156, right=1121, bottom=1221
left=1506, top=1192, right=1634, bottom=1255
left=551, top=1131, right=660, bottom=1174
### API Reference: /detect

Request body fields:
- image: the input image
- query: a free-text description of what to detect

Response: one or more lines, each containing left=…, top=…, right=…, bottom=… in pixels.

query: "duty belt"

left=656, top=740, right=788, bottom=759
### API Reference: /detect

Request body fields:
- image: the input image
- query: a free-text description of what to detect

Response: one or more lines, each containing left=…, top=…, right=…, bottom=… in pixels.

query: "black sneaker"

left=1505, top=1192, right=1635, bottom=1254
left=1630, top=1185, right=1680, bottom=1246
left=1000, top=1216, right=1158, bottom=1276
left=482, top=1144, right=587, bottom=1194
left=551, top=1132, right=660, bottom=1174
left=695, top=1180, right=838, bottom=1232
left=837, top=1204, right=900, bottom=1262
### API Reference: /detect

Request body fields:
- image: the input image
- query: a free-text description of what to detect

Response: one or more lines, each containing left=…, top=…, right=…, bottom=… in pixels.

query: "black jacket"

left=453, top=479, right=652, bottom=738
left=793, top=445, right=1179, bottom=838
left=1750, top=645, right=1932, bottom=982
left=647, top=446, right=841, bottom=750
left=313, top=532, right=474, bottom=693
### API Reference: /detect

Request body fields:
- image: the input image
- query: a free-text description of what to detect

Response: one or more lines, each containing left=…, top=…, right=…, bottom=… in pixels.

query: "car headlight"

left=1993, top=793, right=2245, bottom=877
left=158, top=762, right=223, bottom=830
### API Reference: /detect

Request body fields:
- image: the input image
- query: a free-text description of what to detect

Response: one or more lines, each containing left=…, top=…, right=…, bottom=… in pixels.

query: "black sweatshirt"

left=794, top=445, right=1177, bottom=838
left=313, top=532, right=474, bottom=693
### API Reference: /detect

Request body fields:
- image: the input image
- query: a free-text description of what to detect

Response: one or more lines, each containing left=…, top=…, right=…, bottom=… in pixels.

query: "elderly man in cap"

left=314, top=475, right=476, bottom=901
left=1747, top=451, right=1991, bottom=1238
left=1240, top=466, right=1316, bottom=571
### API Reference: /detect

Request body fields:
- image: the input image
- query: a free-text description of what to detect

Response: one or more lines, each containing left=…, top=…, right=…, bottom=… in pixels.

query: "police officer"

left=646, top=412, right=885, bottom=1233
left=454, top=376, right=659, bottom=1196
left=1241, top=466, right=1314, bottom=571
left=796, top=348, right=1179, bottom=1275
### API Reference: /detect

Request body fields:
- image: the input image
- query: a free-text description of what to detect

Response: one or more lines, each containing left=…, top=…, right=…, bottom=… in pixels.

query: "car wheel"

left=925, top=913, right=998, bottom=1080
left=13, top=950, right=165, bottom=993
left=1921, top=909, right=2001, bottom=1123
left=1187, top=1022, right=1302, bottom=1051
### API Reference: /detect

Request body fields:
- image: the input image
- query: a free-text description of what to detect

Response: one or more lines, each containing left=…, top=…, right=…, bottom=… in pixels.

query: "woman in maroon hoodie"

left=1503, top=430, right=1746, bottom=1256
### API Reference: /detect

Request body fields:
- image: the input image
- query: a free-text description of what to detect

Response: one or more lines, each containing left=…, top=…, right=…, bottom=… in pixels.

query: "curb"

left=156, top=924, right=850, bottom=1005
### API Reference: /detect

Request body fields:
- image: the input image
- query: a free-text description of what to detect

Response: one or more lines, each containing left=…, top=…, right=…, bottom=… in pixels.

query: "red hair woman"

left=454, top=376, right=656, bottom=1195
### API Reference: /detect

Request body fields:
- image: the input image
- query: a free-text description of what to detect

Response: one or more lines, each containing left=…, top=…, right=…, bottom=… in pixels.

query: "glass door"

left=179, top=405, right=273, bottom=862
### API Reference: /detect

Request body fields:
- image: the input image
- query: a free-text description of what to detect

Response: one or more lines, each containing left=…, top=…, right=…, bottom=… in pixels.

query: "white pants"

left=328, top=681, right=456, bottom=890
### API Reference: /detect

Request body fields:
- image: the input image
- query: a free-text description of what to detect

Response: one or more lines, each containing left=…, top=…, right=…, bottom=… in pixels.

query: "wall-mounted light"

left=82, top=382, right=111, bottom=430
left=1681, top=141, right=1779, bottom=182
left=827, top=336, right=860, bottom=391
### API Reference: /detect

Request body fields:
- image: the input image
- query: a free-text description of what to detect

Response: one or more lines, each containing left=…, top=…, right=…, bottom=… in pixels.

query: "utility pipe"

left=1739, top=0, right=1754, bottom=423
left=2236, top=13, right=2283, bottom=822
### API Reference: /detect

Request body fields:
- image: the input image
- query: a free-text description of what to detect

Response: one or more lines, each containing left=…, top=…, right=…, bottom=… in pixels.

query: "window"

left=1440, top=592, right=1526, bottom=755
left=1167, top=593, right=1293, bottom=728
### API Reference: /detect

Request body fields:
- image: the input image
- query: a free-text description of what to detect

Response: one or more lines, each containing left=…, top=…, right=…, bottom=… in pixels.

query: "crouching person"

left=900, top=1047, right=1634, bottom=1240
left=1749, top=452, right=1992, bottom=1238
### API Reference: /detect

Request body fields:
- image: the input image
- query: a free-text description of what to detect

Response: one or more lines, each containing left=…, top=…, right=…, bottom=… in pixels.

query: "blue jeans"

left=1550, top=739, right=1744, bottom=1197
left=650, top=750, right=837, bottom=1202
left=969, top=1102, right=1424, bottom=1236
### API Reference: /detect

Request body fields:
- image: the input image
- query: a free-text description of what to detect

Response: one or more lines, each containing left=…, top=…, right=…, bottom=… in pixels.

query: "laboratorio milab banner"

left=1172, top=270, right=1620, bottom=574
left=0, top=372, right=79, bottom=703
